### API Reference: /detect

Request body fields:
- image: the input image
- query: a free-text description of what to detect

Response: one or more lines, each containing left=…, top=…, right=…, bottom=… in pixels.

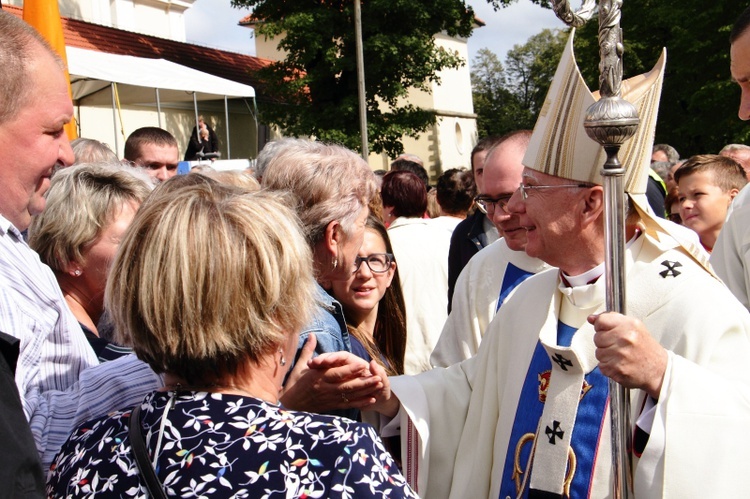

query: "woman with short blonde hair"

left=28, top=162, right=151, bottom=359
left=109, top=184, right=315, bottom=380
left=47, top=182, right=416, bottom=499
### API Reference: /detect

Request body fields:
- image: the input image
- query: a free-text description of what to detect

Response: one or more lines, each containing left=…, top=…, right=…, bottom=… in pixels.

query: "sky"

left=184, top=0, right=564, bottom=65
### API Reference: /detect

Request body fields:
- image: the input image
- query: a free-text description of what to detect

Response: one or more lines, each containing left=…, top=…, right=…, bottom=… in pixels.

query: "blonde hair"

left=28, top=163, right=151, bottom=271
left=106, top=183, right=316, bottom=382
left=194, top=169, right=261, bottom=191
left=261, top=140, right=377, bottom=246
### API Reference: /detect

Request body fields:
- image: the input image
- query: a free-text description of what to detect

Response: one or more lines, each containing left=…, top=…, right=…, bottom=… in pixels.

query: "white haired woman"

left=47, top=182, right=417, bottom=498
left=261, top=140, right=385, bottom=417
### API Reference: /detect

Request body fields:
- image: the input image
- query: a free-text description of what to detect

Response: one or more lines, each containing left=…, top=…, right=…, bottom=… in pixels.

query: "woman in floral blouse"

left=47, top=180, right=416, bottom=498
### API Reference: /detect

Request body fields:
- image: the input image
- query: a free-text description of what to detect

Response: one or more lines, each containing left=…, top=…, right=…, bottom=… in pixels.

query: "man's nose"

left=739, top=87, right=750, bottom=121
left=507, top=188, right=524, bottom=215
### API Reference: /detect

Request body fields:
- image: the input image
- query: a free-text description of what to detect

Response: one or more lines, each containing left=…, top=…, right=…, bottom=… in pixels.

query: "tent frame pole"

left=224, top=96, right=231, bottom=159
left=110, top=82, right=119, bottom=156
left=193, top=92, right=200, bottom=145
left=156, top=88, right=162, bottom=128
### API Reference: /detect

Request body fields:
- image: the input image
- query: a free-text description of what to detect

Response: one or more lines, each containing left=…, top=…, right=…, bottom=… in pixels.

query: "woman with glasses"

left=330, top=215, right=407, bottom=376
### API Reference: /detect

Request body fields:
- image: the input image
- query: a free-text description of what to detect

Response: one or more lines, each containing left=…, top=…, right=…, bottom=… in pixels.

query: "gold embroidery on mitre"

left=540, top=97, right=551, bottom=118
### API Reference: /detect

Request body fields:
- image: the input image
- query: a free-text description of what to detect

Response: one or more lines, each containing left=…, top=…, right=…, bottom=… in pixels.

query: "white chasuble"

left=379, top=228, right=750, bottom=498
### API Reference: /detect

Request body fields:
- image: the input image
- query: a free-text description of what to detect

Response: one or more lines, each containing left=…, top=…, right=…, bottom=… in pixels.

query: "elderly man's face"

left=651, top=150, right=669, bottom=163
left=731, top=28, right=750, bottom=120
left=0, top=45, right=74, bottom=230
left=508, top=168, right=589, bottom=268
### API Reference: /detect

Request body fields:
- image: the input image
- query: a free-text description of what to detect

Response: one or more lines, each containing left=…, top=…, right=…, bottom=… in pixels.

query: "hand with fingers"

left=361, top=360, right=400, bottom=418
left=281, top=334, right=385, bottom=412
left=588, top=312, right=668, bottom=400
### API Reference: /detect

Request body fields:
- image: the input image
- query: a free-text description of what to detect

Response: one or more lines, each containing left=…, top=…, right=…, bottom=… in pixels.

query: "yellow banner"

left=23, top=0, right=78, bottom=139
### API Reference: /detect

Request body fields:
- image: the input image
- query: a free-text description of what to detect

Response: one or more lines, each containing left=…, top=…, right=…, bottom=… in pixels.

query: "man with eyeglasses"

left=358, top=32, right=750, bottom=498
left=446, top=137, right=503, bottom=310
left=431, top=130, right=549, bottom=367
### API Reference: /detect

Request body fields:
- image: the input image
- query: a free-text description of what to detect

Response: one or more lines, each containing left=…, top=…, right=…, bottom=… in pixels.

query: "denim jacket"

left=289, top=283, right=357, bottom=420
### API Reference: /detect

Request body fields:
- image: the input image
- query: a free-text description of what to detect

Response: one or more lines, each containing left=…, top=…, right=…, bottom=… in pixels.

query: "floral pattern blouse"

left=47, top=390, right=417, bottom=498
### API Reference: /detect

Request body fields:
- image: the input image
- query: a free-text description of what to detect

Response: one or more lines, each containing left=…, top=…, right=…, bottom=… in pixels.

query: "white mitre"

left=523, top=30, right=714, bottom=275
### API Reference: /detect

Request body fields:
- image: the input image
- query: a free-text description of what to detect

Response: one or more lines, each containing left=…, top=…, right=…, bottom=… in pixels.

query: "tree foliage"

left=573, top=0, right=750, bottom=156
left=471, top=29, right=567, bottom=137
left=233, top=0, right=476, bottom=156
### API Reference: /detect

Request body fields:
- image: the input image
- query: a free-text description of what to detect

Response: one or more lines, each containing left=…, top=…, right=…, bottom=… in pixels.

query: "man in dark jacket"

left=446, top=136, right=502, bottom=311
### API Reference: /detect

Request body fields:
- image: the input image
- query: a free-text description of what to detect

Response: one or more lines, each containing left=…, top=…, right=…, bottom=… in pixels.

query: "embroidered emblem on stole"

left=499, top=324, right=609, bottom=499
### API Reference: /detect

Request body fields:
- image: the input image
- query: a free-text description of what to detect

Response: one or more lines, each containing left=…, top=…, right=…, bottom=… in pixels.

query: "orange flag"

left=23, top=0, right=78, bottom=139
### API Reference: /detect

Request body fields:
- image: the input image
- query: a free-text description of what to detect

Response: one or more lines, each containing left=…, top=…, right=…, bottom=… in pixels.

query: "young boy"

left=675, top=154, right=747, bottom=251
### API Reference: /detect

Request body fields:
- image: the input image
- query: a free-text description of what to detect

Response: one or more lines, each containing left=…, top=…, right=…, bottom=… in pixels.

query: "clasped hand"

left=280, top=334, right=394, bottom=413
left=588, top=312, right=668, bottom=399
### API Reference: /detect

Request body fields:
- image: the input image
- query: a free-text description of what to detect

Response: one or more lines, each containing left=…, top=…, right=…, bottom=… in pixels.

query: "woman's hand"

left=281, top=335, right=385, bottom=412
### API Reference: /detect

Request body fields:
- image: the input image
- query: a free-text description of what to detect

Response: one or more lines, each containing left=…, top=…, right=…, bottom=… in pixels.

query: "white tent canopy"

left=66, top=46, right=256, bottom=106
left=66, top=47, right=257, bottom=158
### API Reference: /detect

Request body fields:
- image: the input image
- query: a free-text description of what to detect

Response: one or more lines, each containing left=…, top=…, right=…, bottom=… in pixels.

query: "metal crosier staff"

left=549, top=0, right=639, bottom=497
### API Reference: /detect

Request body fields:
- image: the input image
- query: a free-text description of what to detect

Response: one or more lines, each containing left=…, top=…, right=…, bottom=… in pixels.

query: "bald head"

left=483, top=131, right=531, bottom=195
left=0, top=11, right=63, bottom=122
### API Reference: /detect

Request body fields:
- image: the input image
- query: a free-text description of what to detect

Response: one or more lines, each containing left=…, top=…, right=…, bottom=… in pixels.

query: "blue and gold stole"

left=499, top=288, right=608, bottom=499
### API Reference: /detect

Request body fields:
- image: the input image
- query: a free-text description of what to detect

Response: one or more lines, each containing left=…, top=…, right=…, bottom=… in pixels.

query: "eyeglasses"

left=353, top=253, right=394, bottom=273
left=518, top=183, right=593, bottom=200
left=474, top=194, right=513, bottom=215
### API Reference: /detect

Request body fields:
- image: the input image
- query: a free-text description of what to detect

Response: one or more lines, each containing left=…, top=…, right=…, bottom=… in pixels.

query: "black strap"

left=129, top=404, right=168, bottom=499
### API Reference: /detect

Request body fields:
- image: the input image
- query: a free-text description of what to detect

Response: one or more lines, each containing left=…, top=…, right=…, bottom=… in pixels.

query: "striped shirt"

left=0, top=216, right=161, bottom=468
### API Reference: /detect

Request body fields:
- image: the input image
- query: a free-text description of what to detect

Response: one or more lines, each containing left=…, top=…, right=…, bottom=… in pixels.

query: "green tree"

left=505, top=28, right=568, bottom=116
left=235, top=0, right=476, bottom=156
left=471, top=29, right=566, bottom=137
left=573, top=0, right=750, bottom=156
left=471, top=48, right=533, bottom=136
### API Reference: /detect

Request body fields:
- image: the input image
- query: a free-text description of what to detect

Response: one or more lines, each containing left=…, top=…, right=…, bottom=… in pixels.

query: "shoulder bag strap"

left=129, top=404, right=168, bottom=499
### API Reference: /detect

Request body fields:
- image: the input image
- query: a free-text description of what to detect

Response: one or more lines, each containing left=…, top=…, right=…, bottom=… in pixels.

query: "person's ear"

left=580, top=185, right=604, bottom=226
left=729, top=188, right=740, bottom=203
left=61, top=259, right=84, bottom=277
left=324, top=220, right=343, bottom=255
left=384, top=261, right=396, bottom=288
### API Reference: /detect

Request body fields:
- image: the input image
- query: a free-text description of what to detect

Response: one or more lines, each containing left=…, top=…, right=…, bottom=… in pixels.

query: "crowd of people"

left=5, top=4, right=750, bottom=498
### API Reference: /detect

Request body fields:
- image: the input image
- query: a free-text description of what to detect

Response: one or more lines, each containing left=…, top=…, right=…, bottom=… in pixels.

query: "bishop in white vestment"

left=367, top=31, right=750, bottom=498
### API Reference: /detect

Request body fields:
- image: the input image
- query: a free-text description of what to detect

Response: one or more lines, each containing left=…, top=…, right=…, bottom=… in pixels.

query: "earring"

left=279, top=348, right=287, bottom=366
left=332, top=257, right=338, bottom=270
left=73, top=269, right=82, bottom=276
